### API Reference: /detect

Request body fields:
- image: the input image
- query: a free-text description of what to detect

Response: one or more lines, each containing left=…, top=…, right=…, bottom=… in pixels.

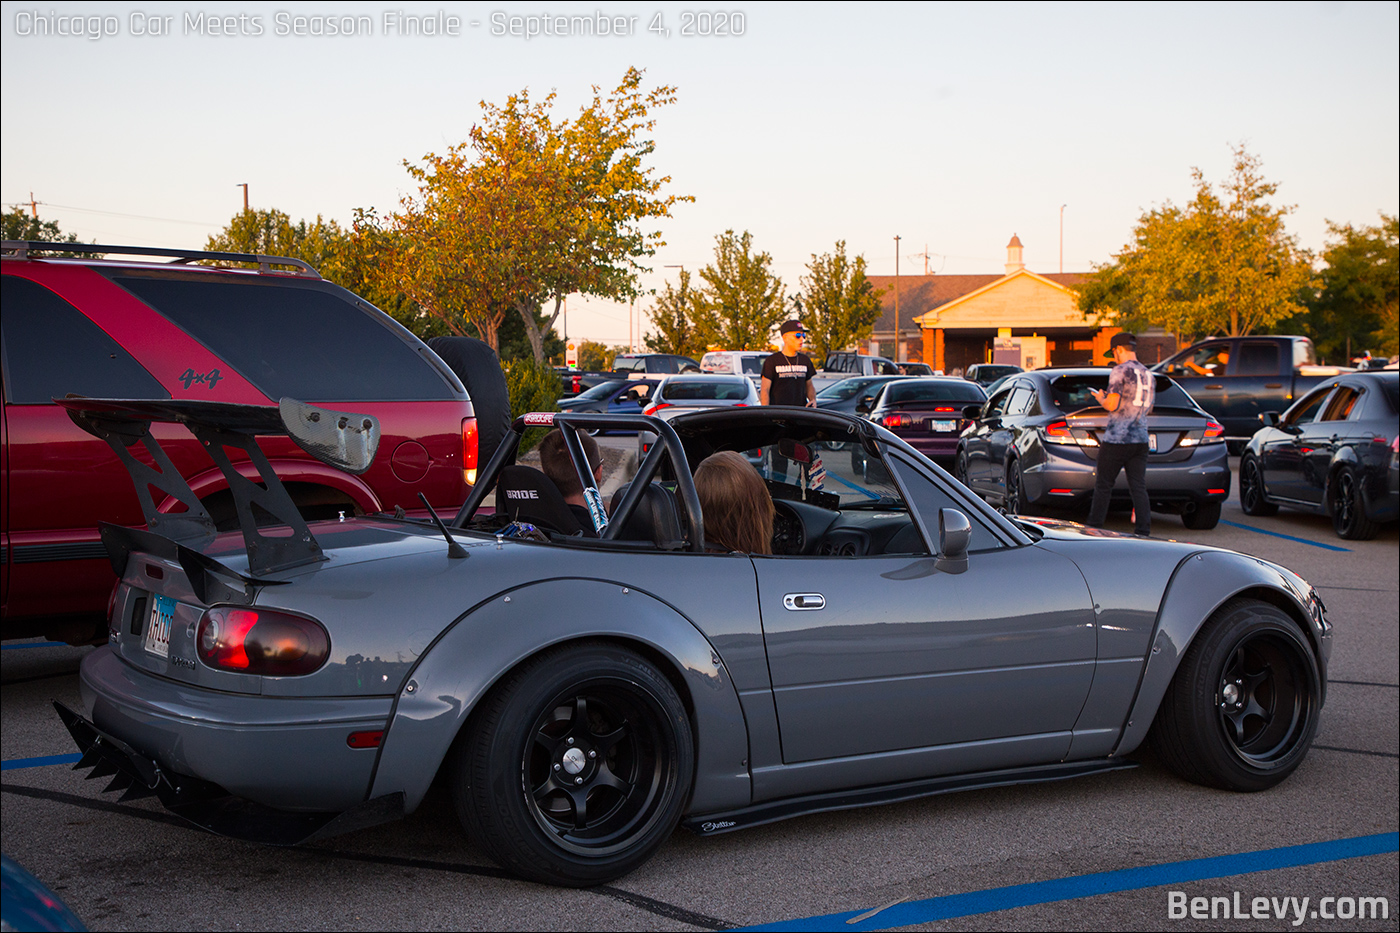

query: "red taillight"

left=462, top=417, right=479, bottom=486
left=882, top=413, right=910, bottom=428
left=1044, top=420, right=1073, bottom=439
left=1204, top=421, right=1225, bottom=438
left=933, top=406, right=956, bottom=413
left=347, top=730, right=383, bottom=749
left=644, top=402, right=673, bottom=417
left=571, top=374, right=581, bottom=394
left=197, top=607, right=330, bottom=676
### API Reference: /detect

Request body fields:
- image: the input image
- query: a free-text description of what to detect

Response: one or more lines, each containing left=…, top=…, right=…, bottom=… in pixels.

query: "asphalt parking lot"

left=3, top=455, right=1395, bottom=932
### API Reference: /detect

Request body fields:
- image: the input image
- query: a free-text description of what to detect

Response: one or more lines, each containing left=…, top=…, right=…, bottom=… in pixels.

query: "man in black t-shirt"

left=761, top=320, right=816, bottom=407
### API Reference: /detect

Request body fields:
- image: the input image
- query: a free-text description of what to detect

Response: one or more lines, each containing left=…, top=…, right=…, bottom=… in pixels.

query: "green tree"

left=1079, top=145, right=1314, bottom=340
left=393, top=68, right=691, bottom=363
left=3, top=207, right=87, bottom=255
left=693, top=230, right=786, bottom=350
left=794, top=241, right=884, bottom=365
left=576, top=339, right=615, bottom=371
left=1305, top=214, right=1398, bottom=361
left=644, top=269, right=704, bottom=357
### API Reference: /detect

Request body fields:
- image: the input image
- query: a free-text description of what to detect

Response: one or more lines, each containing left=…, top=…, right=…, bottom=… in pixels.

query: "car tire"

left=1149, top=598, right=1320, bottom=792
left=1005, top=459, right=1032, bottom=516
left=426, top=336, right=511, bottom=470
left=452, top=642, right=694, bottom=887
left=955, top=451, right=972, bottom=489
left=1329, top=467, right=1378, bottom=540
left=1238, top=455, right=1278, bottom=516
left=1181, top=500, right=1222, bottom=530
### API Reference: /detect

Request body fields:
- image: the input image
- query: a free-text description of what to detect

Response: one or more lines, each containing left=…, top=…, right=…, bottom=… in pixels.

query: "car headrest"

left=495, top=465, right=584, bottom=536
left=608, top=482, right=686, bottom=550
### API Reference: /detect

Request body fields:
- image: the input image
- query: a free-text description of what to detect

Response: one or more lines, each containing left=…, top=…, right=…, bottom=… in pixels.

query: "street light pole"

left=893, top=235, right=901, bottom=361
left=1059, top=204, right=1066, bottom=274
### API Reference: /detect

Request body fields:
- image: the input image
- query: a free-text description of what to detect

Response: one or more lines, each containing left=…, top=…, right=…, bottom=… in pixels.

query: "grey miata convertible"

left=56, top=395, right=1330, bottom=887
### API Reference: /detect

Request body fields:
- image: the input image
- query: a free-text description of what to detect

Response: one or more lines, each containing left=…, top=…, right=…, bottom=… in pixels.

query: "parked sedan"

left=555, top=378, right=660, bottom=434
left=637, top=373, right=760, bottom=459
left=956, top=369, right=1231, bottom=529
left=814, top=375, right=911, bottom=416
left=853, top=377, right=986, bottom=469
left=1240, top=370, right=1399, bottom=539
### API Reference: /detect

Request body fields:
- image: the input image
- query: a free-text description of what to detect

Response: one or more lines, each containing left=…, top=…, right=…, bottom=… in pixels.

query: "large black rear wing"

left=57, top=397, right=379, bottom=582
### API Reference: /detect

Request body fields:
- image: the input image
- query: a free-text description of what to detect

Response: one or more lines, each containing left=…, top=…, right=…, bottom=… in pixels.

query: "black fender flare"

left=1111, top=549, right=1327, bottom=757
left=367, top=578, right=751, bottom=816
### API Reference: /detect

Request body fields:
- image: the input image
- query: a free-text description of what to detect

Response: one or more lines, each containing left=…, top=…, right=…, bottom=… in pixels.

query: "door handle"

left=783, top=593, right=825, bottom=611
left=1264, top=383, right=1282, bottom=389
left=1204, top=384, right=1224, bottom=390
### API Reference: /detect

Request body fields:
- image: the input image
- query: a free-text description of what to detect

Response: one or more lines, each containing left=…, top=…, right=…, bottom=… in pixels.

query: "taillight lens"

left=462, top=417, right=479, bottom=486
left=882, top=413, right=910, bottom=428
left=197, top=607, right=330, bottom=676
left=1043, top=419, right=1074, bottom=441
left=644, top=402, right=673, bottom=417
left=1203, top=421, right=1226, bottom=441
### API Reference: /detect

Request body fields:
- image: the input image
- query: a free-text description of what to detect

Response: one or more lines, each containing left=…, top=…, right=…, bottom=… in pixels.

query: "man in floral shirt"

left=1087, top=332, right=1155, bottom=536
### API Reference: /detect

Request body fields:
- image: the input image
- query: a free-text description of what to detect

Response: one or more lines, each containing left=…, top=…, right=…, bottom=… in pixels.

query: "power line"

left=3, top=200, right=222, bottom=227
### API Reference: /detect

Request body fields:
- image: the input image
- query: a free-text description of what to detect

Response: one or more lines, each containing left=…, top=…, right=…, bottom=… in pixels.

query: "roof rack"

left=1, top=241, right=321, bottom=277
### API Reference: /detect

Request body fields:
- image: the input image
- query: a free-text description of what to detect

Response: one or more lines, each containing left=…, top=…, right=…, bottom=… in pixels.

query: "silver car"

left=57, top=395, right=1329, bottom=888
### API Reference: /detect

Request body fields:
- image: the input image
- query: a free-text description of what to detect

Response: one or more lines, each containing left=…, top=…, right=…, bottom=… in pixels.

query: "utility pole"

left=29, top=192, right=38, bottom=218
left=893, top=235, right=901, bottom=361
left=237, top=183, right=249, bottom=212
left=1059, top=204, right=1066, bottom=274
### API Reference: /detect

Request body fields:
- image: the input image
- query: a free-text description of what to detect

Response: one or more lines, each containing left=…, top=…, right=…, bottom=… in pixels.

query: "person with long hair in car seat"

left=694, top=450, right=775, bottom=554
left=538, top=429, right=605, bottom=533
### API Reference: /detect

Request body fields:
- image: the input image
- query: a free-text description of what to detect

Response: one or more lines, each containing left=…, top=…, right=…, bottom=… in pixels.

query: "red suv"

left=2, top=242, right=482, bottom=641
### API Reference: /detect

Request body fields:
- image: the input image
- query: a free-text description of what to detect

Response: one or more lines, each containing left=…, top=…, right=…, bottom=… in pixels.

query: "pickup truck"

left=556, top=353, right=700, bottom=398
left=1152, top=336, right=1351, bottom=444
left=813, top=351, right=903, bottom=393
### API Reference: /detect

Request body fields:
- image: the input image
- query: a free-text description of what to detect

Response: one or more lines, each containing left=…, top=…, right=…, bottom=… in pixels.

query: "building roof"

left=868, top=271, right=1089, bottom=335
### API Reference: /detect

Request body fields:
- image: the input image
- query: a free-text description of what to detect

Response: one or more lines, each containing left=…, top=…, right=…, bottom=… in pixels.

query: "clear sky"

left=3, top=1, right=1397, bottom=347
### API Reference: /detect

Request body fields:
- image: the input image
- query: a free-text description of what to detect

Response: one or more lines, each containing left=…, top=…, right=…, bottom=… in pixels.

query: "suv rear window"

left=2, top=275, right=170, bottom=404
left=110, top=273, right=453, bottom=402
left=661, top=379, right=750, bottom=401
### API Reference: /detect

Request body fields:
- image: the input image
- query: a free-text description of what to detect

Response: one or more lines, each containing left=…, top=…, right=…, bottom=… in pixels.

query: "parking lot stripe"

left=1218, top=520, right=1352, bottom=552
left=1, top=753, right=81, bottom=771
left=735, top=832, right=1399, bottom=931
left=0, top=641, right=69, bottom=650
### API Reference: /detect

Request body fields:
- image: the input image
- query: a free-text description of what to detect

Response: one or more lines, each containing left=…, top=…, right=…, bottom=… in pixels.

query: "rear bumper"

left=77, top=645, right=391, bottom=813
left=1024, top=442, right=1231, bottom=507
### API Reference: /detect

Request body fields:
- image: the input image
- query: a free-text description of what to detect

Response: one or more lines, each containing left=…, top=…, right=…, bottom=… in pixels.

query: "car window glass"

left=1293, top=340, right=1317, bottom=369
left=1005, top=385, right=1033, bottom=415
left=662, top=379, right=750, bottom=401
left=983, top=388, right=1011, bottom=418
left=741, top=357, right=764, bottom=376
left=1285, top=387, right=1332, bottom=426
left=1321, top=386, right=1361, bottom=422
left=1163, top=343, right=1229, bottom=377
left=887, top=381, right=985, bottom=405
left=110, top=274, right=451, bottom=402
left=885, top=453, right=1001, bottom=552
left=875, top=359, right=900, bottom=375
left=1, top=275, right=170, bottom=405
left=574, top=380, right=626, bottom=401
left=1236, top=343, right=1280, bottom=376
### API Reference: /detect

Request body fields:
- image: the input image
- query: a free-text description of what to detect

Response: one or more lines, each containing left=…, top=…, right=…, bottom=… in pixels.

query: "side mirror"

left=778, top=439, right=812, bottom=465
left=935, top=508, right=970, bottom=574
left=1259, top=411, right=1280, bottom=427
left=855, top=397, right=874, bottom=415
left=962, top=404, right=982, bottom=421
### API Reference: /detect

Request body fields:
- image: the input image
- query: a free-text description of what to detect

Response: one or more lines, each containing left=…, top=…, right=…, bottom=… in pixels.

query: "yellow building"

left=864, top=236, right=1175, bottom=372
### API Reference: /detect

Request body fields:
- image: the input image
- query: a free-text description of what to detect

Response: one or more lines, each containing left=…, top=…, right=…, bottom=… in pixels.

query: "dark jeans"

left=1087, top=441, right=1150, bottom=535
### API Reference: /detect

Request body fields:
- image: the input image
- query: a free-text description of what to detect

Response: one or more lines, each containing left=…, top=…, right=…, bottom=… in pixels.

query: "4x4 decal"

left=179, top=367, right=224, bottom=390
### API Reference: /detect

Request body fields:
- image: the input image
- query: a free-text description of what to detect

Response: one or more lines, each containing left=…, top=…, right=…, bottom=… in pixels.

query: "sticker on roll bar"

left=522, top=412, right=555, bottom=425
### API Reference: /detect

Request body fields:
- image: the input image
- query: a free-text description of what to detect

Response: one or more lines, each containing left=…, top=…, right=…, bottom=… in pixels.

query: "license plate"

left=931, top=420, right=956, bottom=433
left=145, top=594, right=174, bottom=659
left=1149, top=433, right=1158, bottom=453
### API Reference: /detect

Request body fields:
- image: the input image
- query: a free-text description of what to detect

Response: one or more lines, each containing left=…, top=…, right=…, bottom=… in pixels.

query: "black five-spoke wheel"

left=1330, top=467, right=1378, bottom=540
left=1238, top=455, right=1277, bottom=516
left=453, top=643, right=693, bottom=886
left=1150, top=598, right=1320, bottom=791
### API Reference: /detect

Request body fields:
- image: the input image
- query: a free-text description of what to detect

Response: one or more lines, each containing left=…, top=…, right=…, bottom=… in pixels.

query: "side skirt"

left=681, top=759, right=1137, bottom=836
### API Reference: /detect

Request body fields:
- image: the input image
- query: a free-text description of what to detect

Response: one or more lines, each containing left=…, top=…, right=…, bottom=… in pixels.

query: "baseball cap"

left=780, top=320, right=805, bottom=335
left=1103, top=332, right=1137, bottom=358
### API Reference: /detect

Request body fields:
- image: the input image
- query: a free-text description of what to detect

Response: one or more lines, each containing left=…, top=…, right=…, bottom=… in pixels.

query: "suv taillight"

left=462, top=417, right=479, bottom=485
left=197, top=607, right=329, bottom=676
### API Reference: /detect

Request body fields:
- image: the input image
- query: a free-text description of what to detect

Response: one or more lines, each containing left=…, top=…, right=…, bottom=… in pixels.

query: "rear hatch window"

left=1049, top=374, right=1195, bottom=412
left=885, top=381, right=985, bottom=405
left=109, top=272, right=455, bottom=402
left=662, top=379, right=750, bottom=401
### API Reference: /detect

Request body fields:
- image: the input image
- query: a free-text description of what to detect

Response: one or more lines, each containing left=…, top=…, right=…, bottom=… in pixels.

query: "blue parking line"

left=735, top=832, right=1399, bottom=931
left=1, top=753, right=81, bottom=771
left=1219, top=520, right=1351, bottom=552
left=0, top=641, right=69, bottom=650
